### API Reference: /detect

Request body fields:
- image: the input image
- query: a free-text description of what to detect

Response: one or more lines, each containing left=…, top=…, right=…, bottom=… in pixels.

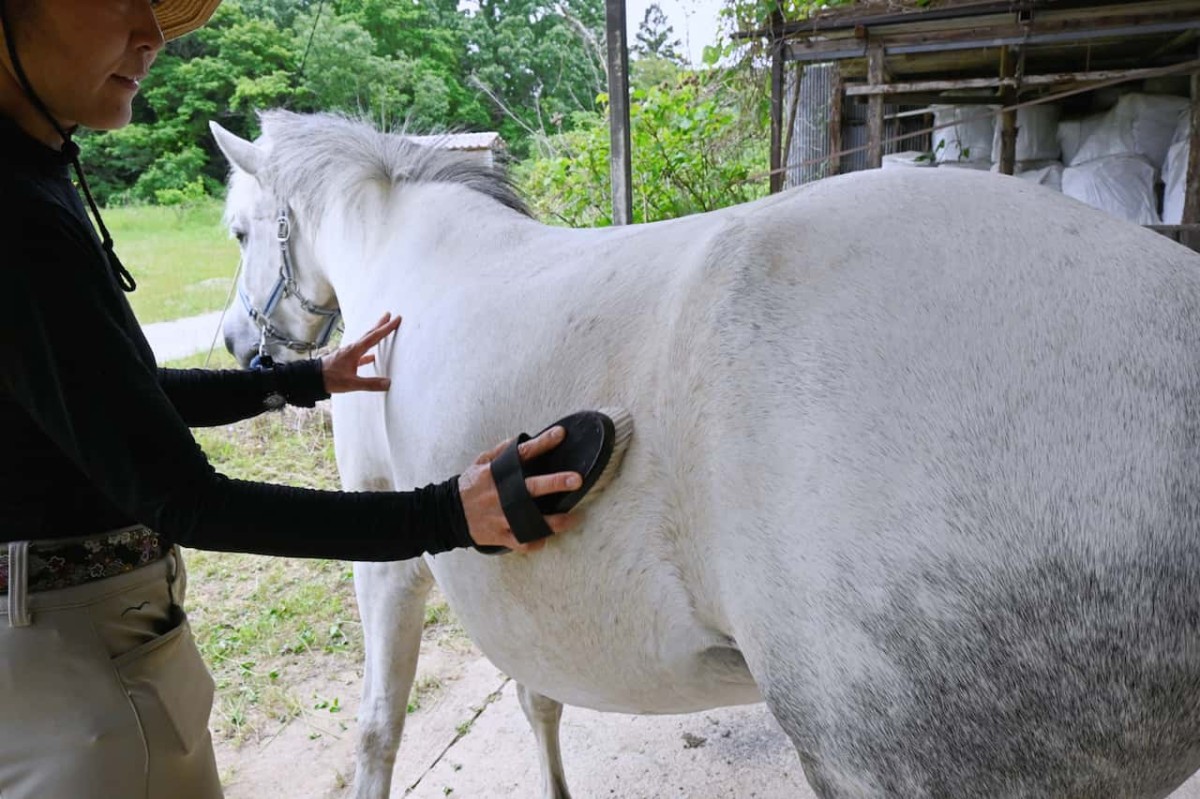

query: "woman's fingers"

left=351, top=376, right=392, bottom=392
left=476, top=437, right=513, bottom=465
left=358, top=354, right=376, bottom=367
left=353, top=314, right=402, bottom=353
left=509, top=537, right=548, bottom=554
left=525, top=472, right=581, bottom=497
left=517, top=426, right=566, bottom=461
left=475, top=427, right=571, bottom=472
left=477, top=425, right=569, bottom=467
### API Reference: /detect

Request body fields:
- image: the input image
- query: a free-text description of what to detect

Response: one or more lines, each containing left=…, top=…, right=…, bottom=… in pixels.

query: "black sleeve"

left=0, top=208, right=473, bottom=561
left=159, top=360, right=331, bottom=427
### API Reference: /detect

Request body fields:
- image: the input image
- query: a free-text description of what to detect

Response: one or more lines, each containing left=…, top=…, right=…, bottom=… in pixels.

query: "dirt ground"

left=209, top=632, right=1200, bottom=799
left=208, top=630, right=813, bottom=799
left=212, top=635, right=479, bottom=798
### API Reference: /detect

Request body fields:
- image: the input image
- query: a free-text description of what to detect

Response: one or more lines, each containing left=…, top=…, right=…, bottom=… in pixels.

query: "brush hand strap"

left=490, top=434, right=556, bottom=545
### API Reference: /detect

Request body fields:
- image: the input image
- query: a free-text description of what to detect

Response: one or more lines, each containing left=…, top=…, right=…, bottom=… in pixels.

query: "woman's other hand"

left=459, top=426, right=582, bottom=553
left=321, top=313, right=403, bottom=394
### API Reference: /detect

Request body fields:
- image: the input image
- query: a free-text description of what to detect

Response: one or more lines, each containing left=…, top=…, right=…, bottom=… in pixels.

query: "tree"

left=634, top=3, right=683, bottom=63
left=631, top=56, right=683, bottom=91
left=517, top=70, right=768, bottom=226
left=330, top=0, right=491, bottom=131
left=465, top=0, right=608, bottom=156
left=287, top=10, right=410, bottom=124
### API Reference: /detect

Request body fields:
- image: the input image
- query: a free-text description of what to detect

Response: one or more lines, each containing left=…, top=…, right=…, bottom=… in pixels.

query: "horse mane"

left=255, top=110, right=531, bottom=221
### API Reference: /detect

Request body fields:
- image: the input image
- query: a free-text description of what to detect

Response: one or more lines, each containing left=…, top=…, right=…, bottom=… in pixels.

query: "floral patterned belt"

left=0, top=526, right=167, bottom=595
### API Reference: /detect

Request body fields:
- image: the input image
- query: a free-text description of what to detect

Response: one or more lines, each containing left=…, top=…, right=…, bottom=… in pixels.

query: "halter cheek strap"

left=239, top=206, right=341, bottom=362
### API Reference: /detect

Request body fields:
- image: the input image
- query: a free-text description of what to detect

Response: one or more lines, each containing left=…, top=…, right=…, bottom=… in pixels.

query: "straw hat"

left=154, top=0, right=224, bottom=40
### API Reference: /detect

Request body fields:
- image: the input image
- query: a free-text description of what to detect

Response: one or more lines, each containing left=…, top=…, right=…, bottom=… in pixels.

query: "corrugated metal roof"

left=406, top=132, right=504, bottom=151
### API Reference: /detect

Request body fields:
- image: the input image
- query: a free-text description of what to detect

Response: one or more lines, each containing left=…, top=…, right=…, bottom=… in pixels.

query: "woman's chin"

left=80, top=105, right=134, bottom=132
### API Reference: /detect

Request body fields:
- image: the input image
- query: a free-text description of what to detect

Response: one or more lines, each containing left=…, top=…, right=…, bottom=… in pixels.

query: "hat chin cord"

left=0, top=0, right=136, bottom=292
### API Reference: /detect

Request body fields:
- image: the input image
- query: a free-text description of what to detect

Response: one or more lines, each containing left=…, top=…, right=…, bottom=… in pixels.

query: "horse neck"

left=307, top=187, right=399, bottom=315
left=320, top=181, right=542, bottom=323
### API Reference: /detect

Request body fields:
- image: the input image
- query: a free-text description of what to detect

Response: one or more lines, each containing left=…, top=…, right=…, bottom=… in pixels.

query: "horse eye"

left=234, top=230, right=247, bottom=245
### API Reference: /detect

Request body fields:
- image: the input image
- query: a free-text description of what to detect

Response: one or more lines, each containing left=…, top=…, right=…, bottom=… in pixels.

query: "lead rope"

left=1, top=1, right=136, bottom=292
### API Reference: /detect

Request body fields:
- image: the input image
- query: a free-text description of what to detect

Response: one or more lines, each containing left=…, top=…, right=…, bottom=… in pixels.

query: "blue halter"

left=238, top=207, right=341, bottom=368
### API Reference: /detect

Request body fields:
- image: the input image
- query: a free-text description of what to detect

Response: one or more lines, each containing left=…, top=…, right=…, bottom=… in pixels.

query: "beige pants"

left=0, top=543, right=222, bottom=799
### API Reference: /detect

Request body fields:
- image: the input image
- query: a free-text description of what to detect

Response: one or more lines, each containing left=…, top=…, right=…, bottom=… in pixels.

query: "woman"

left=0, top=1, right=583, bottom=796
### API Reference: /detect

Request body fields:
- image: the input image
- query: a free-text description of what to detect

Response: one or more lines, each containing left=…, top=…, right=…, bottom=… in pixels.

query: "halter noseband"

left=238, top=207, right=341, bottom=364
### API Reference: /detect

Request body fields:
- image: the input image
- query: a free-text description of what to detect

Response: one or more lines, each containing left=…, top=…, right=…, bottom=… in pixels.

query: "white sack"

left=1071, top=93, right=1188, bottom=170
left=1058, top=114, right=1105, bottom=167
left=991, top=104, right=1061, bottom=163
left=1061, top=155, right=1161, bottom=225
left=991, top=160, right=1064, bottom=191
left=932, top=105, right=996, bottom=163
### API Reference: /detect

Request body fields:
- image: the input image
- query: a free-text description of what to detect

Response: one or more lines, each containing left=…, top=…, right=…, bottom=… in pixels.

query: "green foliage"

left=288, top=10, right=409, bottom=122
left=75, top=123, right=156, bottom=205
left=134, top=145, right=214, bottom=202
left=464, top=0, right=608, bottom=156
left=154, top=177, right=208, bottom=208
left=517, top=71, right=768, bottom=227
left=717, top=0, right=857, bottom=68
left=723, top=0, right=855, bottom=32
left=634, top=3, right=684, bottom=63
left=630, top=56, right=683, bottom=91
left=80, top=0, right=614, bottom=201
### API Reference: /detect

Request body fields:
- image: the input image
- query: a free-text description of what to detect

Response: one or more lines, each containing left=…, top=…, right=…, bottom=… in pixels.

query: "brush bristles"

left=580, top=406, right=633, bottom=502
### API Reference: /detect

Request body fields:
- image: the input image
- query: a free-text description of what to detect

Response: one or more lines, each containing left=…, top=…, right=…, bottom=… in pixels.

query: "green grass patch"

left=166, top=347, right=241, bottom=371
left=107, top=200, right=238, bottom=324
left=192, top=404, right=340, bottom=489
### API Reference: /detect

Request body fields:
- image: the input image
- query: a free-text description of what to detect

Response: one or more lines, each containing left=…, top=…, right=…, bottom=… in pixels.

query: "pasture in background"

left=110, top=200, right=239, bottom=323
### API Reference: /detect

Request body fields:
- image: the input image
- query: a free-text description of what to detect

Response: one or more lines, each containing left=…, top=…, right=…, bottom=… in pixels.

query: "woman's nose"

left=133, top=0, right=166, bottom=56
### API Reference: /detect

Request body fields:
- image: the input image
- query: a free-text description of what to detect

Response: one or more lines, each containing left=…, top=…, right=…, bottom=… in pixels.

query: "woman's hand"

left=459, top=426, right=582, bottom=553
left=321, top=313, right=403, bottom=394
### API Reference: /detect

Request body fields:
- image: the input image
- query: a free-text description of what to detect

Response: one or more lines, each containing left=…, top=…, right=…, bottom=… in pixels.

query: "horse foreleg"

left=516, top=682, right=572, bottom=799
left=351, top=557, right=434, bottom=799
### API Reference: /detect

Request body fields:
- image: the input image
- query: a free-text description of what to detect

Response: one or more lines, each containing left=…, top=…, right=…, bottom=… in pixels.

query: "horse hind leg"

left=516, top=682, right=572, bottom=799
left=351, top=557, right=434, bottom=799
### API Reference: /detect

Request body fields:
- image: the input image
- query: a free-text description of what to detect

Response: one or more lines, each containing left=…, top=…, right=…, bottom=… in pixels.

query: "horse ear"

left=209, top=121, right=263, bottom=177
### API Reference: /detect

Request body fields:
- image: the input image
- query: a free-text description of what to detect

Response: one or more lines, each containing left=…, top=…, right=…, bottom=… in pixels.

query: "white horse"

left=212, top=110, right=1200, bottom=799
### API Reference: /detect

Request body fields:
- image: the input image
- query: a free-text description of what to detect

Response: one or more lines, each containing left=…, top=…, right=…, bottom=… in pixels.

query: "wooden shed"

left=736, top=0, right=1200, bottom=246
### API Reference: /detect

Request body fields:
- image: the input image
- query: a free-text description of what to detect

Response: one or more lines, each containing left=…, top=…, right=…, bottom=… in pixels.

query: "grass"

left=163, top=350, right=463, bottom=743
left=166, top=347, right=242, bottom=371
left=107, top=199, right=239, bottom=324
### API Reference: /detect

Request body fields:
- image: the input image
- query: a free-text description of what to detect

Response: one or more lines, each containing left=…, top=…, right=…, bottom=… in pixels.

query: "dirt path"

left=210, top=631, right=810, bottom=798
left=142, top=310, right=225, bottom=362
left=210, top=635, right=1200, bottom=798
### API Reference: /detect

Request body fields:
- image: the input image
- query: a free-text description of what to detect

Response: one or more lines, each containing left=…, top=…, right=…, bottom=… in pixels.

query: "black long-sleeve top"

left=0, top=117, right=473, bottom=560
